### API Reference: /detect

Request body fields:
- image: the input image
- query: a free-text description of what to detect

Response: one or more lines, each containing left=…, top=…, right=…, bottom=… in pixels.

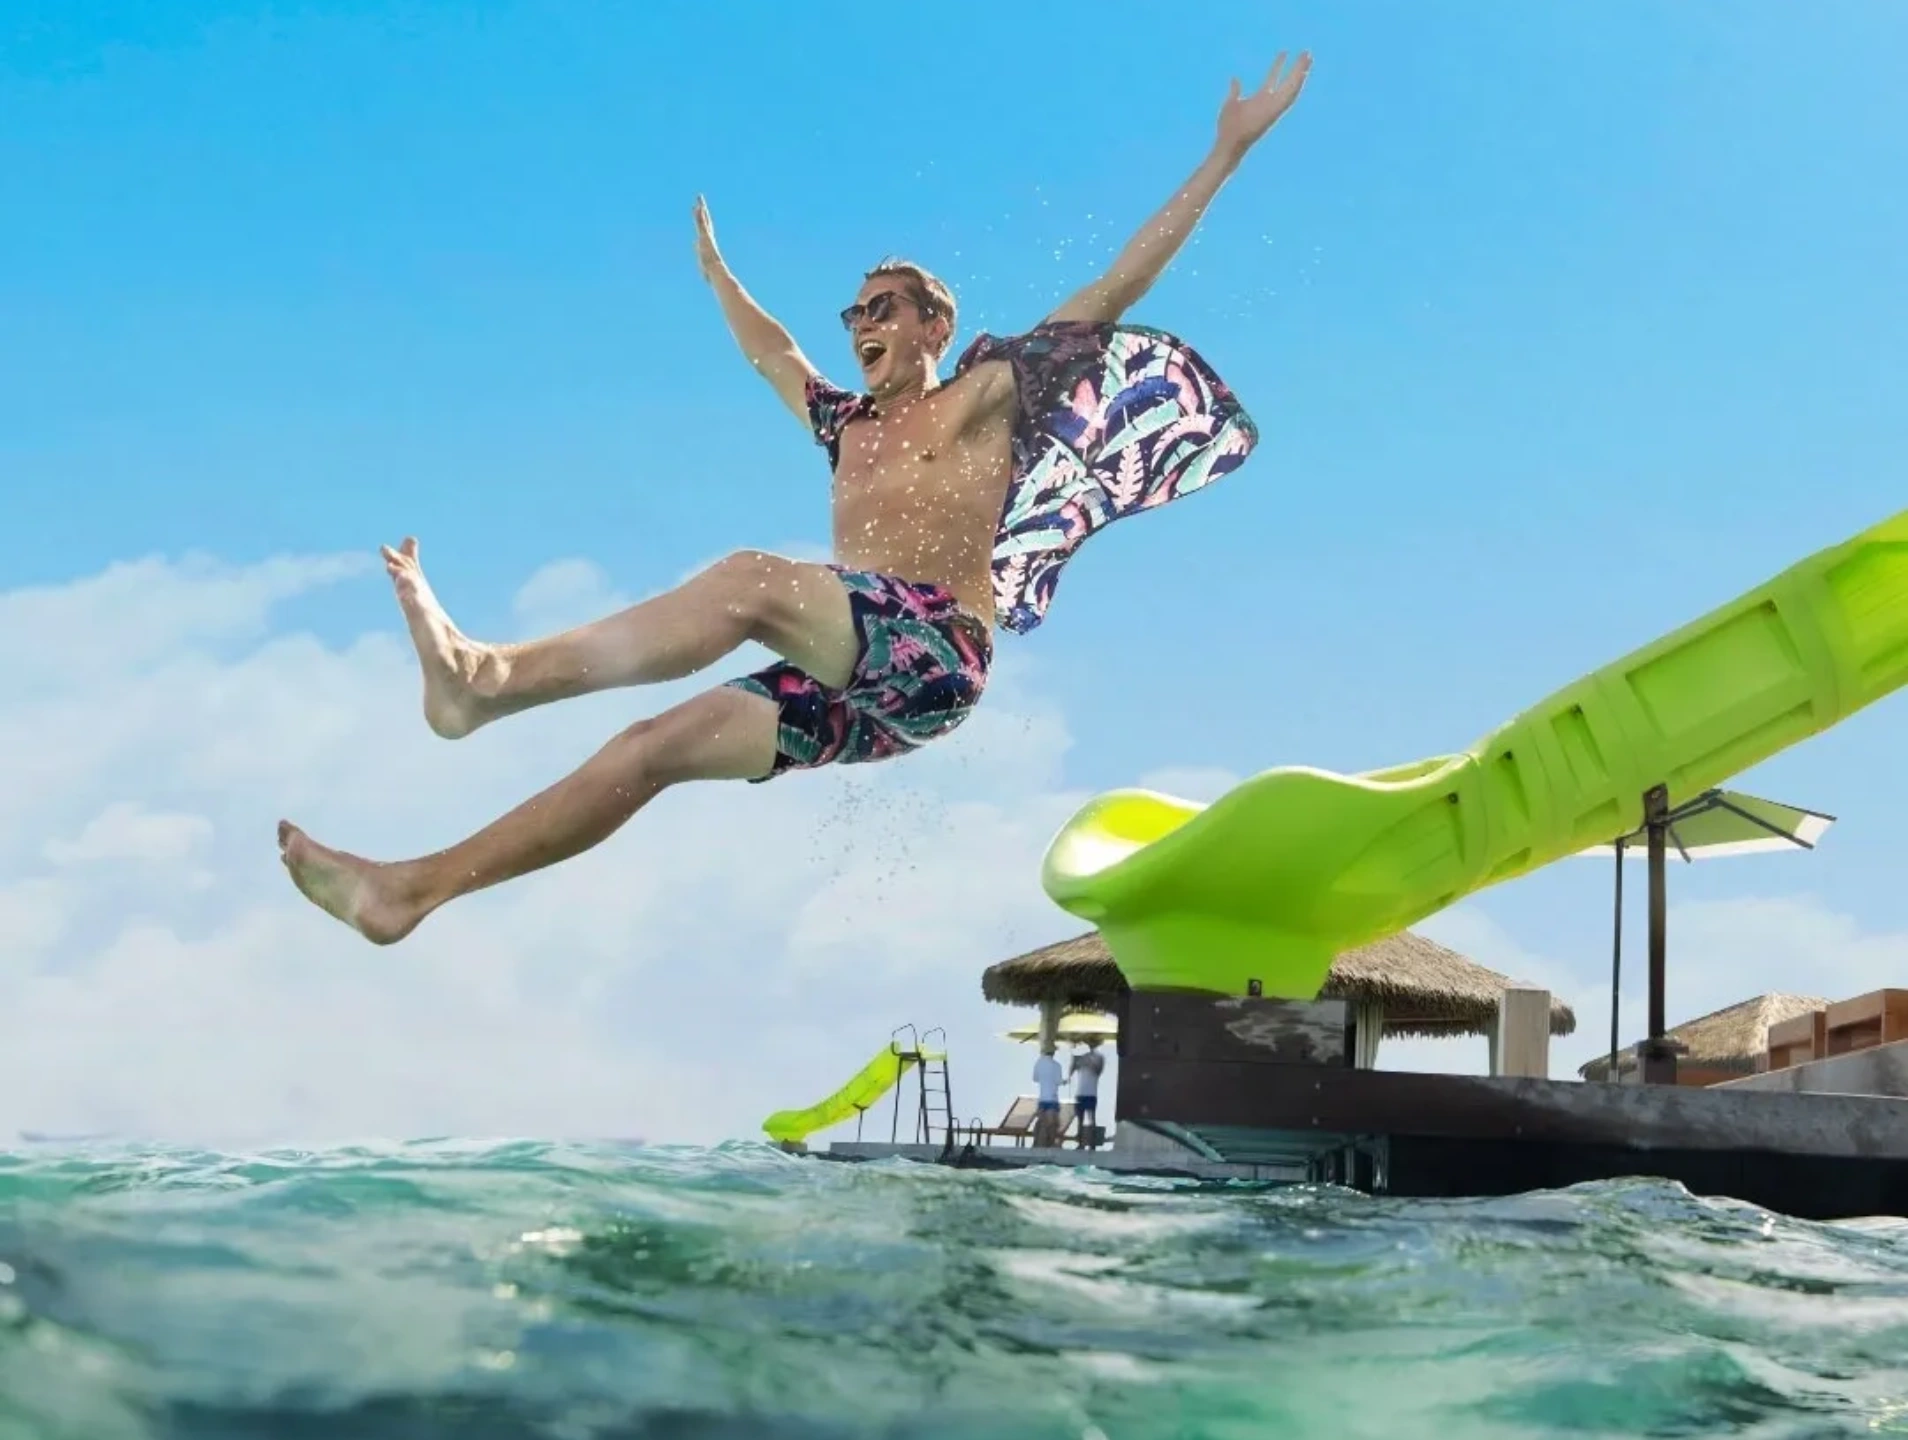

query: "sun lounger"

left=968, top=1095, right=1077, bottom=1147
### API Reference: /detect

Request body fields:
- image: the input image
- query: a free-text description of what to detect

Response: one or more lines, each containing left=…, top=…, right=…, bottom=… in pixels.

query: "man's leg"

left=387, top=539, right=857, bottom=738
left=278, top=683, right=780, bottom=944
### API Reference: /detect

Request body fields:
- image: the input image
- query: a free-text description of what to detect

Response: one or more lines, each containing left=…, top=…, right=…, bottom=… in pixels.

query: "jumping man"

left=278, top=51, right=1311, bottom=943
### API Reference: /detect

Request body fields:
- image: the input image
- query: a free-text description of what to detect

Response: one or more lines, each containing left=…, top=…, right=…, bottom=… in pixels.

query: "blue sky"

left=5, top=1, right=1908, bottom=1138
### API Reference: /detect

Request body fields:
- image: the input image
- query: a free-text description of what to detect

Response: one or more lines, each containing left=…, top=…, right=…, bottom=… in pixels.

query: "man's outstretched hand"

left=693, top=195, right=725, bottom=284
left=1215, top=51, right=1311, bottom=161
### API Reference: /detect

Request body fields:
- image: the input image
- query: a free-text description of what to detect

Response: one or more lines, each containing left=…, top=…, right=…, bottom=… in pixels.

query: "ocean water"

left=5, top=1143, right=1908, bottom=1438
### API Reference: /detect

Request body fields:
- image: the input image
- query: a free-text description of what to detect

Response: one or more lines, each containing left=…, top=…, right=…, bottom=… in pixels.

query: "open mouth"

left=856, top=338, right=888, bottom=369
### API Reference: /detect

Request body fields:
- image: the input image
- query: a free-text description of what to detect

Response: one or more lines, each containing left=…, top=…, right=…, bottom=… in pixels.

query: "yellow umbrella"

left=1004, top=1012, right=1119, bottom=1044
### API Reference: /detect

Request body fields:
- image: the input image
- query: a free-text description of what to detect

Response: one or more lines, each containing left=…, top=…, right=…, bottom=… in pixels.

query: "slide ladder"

left=915, top=1031, right=955, bottom=1153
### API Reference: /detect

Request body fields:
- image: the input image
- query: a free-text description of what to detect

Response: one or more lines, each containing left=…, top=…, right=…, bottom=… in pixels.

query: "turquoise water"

left=5, top=1142, right=1908, bottom=1437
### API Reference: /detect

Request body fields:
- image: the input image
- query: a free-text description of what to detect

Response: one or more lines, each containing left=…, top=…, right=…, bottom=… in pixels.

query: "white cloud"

left=0, top=877, right=67, bottom=959
left=0, top=551, right=369, bottom=691
left=0, top=549, right=1091, bottom=1148
left=1132, top=766, right=1241, bottom=804
left=509, top=558, right=628, bottom=637
left=44, top=802, right=214, bottom=868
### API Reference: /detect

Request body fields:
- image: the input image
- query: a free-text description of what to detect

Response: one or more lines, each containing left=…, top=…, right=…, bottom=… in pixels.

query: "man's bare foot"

left=278, top=821, right=430, bottom=945
left=383, top=537, right=500, bottom=740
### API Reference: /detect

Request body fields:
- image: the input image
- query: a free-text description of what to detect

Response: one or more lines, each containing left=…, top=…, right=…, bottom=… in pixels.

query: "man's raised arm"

left=1046, top=51, right=1311, bottom=326
left=694, top=196, right=818, bottom=422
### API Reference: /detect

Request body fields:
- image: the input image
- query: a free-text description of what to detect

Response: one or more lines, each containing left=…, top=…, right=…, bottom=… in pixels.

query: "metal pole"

left=1634, top=783, right=1681, bottom=1085
left=917, top=1060, right=929, bottom=1145
left=1646, top=785, right=1669, bottom=1043
left=1609, top=836, right=1624, bottom=1078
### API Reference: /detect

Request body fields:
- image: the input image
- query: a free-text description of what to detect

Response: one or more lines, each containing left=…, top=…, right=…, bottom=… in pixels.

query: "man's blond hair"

left=864, top=257, right=957, bottom=359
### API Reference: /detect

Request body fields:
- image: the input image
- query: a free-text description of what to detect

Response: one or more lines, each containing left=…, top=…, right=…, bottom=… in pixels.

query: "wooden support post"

left=1496, top=986, right=1552, bottom=1078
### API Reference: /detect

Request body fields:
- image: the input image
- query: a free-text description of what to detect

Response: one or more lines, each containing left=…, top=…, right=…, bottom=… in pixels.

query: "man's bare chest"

left=833, top=402, right=959, bottom=483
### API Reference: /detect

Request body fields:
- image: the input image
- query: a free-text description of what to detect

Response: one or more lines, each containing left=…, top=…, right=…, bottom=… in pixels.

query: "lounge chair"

left=968, top=1095, right=1076, bottom=1147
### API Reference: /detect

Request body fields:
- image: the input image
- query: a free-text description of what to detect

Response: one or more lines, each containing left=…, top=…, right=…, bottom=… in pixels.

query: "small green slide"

left=762, top=1044, right=941, bottom=1145
left=1042, top=506, right=1908, bottom=999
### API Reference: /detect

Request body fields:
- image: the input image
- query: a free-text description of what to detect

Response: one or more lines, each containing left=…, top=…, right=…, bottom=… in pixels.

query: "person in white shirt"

left=1069, top=1039, right=1106, bottom=1148
left=1032, top=1045, right=1064, bottom=1148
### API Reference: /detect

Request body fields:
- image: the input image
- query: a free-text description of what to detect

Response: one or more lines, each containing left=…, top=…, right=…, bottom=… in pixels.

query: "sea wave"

left=4, top=1140, right=1908, bottom=1437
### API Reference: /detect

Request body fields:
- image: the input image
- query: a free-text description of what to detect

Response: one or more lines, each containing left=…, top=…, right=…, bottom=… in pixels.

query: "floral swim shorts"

left=724, top=566, right=992, bottom=780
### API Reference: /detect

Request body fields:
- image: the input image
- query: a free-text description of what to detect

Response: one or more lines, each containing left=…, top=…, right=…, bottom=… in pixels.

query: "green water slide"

left=762, top=1043, right=942, bottom=1145
left=1042, top=506, right=1908, bottom=998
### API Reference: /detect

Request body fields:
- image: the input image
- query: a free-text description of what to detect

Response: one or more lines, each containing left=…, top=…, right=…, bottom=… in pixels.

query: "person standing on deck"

left=1070, top=1038, right=1106, bottom=1149
left=1033, top=1044, right=1064, bottom=1149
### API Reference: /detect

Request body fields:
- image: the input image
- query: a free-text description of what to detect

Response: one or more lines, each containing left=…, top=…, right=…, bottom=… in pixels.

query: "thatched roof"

left=981, top=930, right=1576, bottom=1040
left=1578, top=992, right=1828, bottom=1081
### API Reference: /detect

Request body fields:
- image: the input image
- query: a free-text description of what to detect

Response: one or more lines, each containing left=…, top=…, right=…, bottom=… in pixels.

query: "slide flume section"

left=762, top=1044, right=940, bottom=1145
left=1042, top=507, right=1908, bottom=998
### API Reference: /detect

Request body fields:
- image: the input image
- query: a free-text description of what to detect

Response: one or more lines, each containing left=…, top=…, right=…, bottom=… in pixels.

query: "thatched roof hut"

left=982, top=930, right=1577, bottom=1041
left=1578, top=992, right=1827, bottom=1084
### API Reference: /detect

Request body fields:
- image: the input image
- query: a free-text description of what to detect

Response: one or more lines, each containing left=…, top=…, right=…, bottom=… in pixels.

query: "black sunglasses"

left=839, top=290, right=931, bottom=330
